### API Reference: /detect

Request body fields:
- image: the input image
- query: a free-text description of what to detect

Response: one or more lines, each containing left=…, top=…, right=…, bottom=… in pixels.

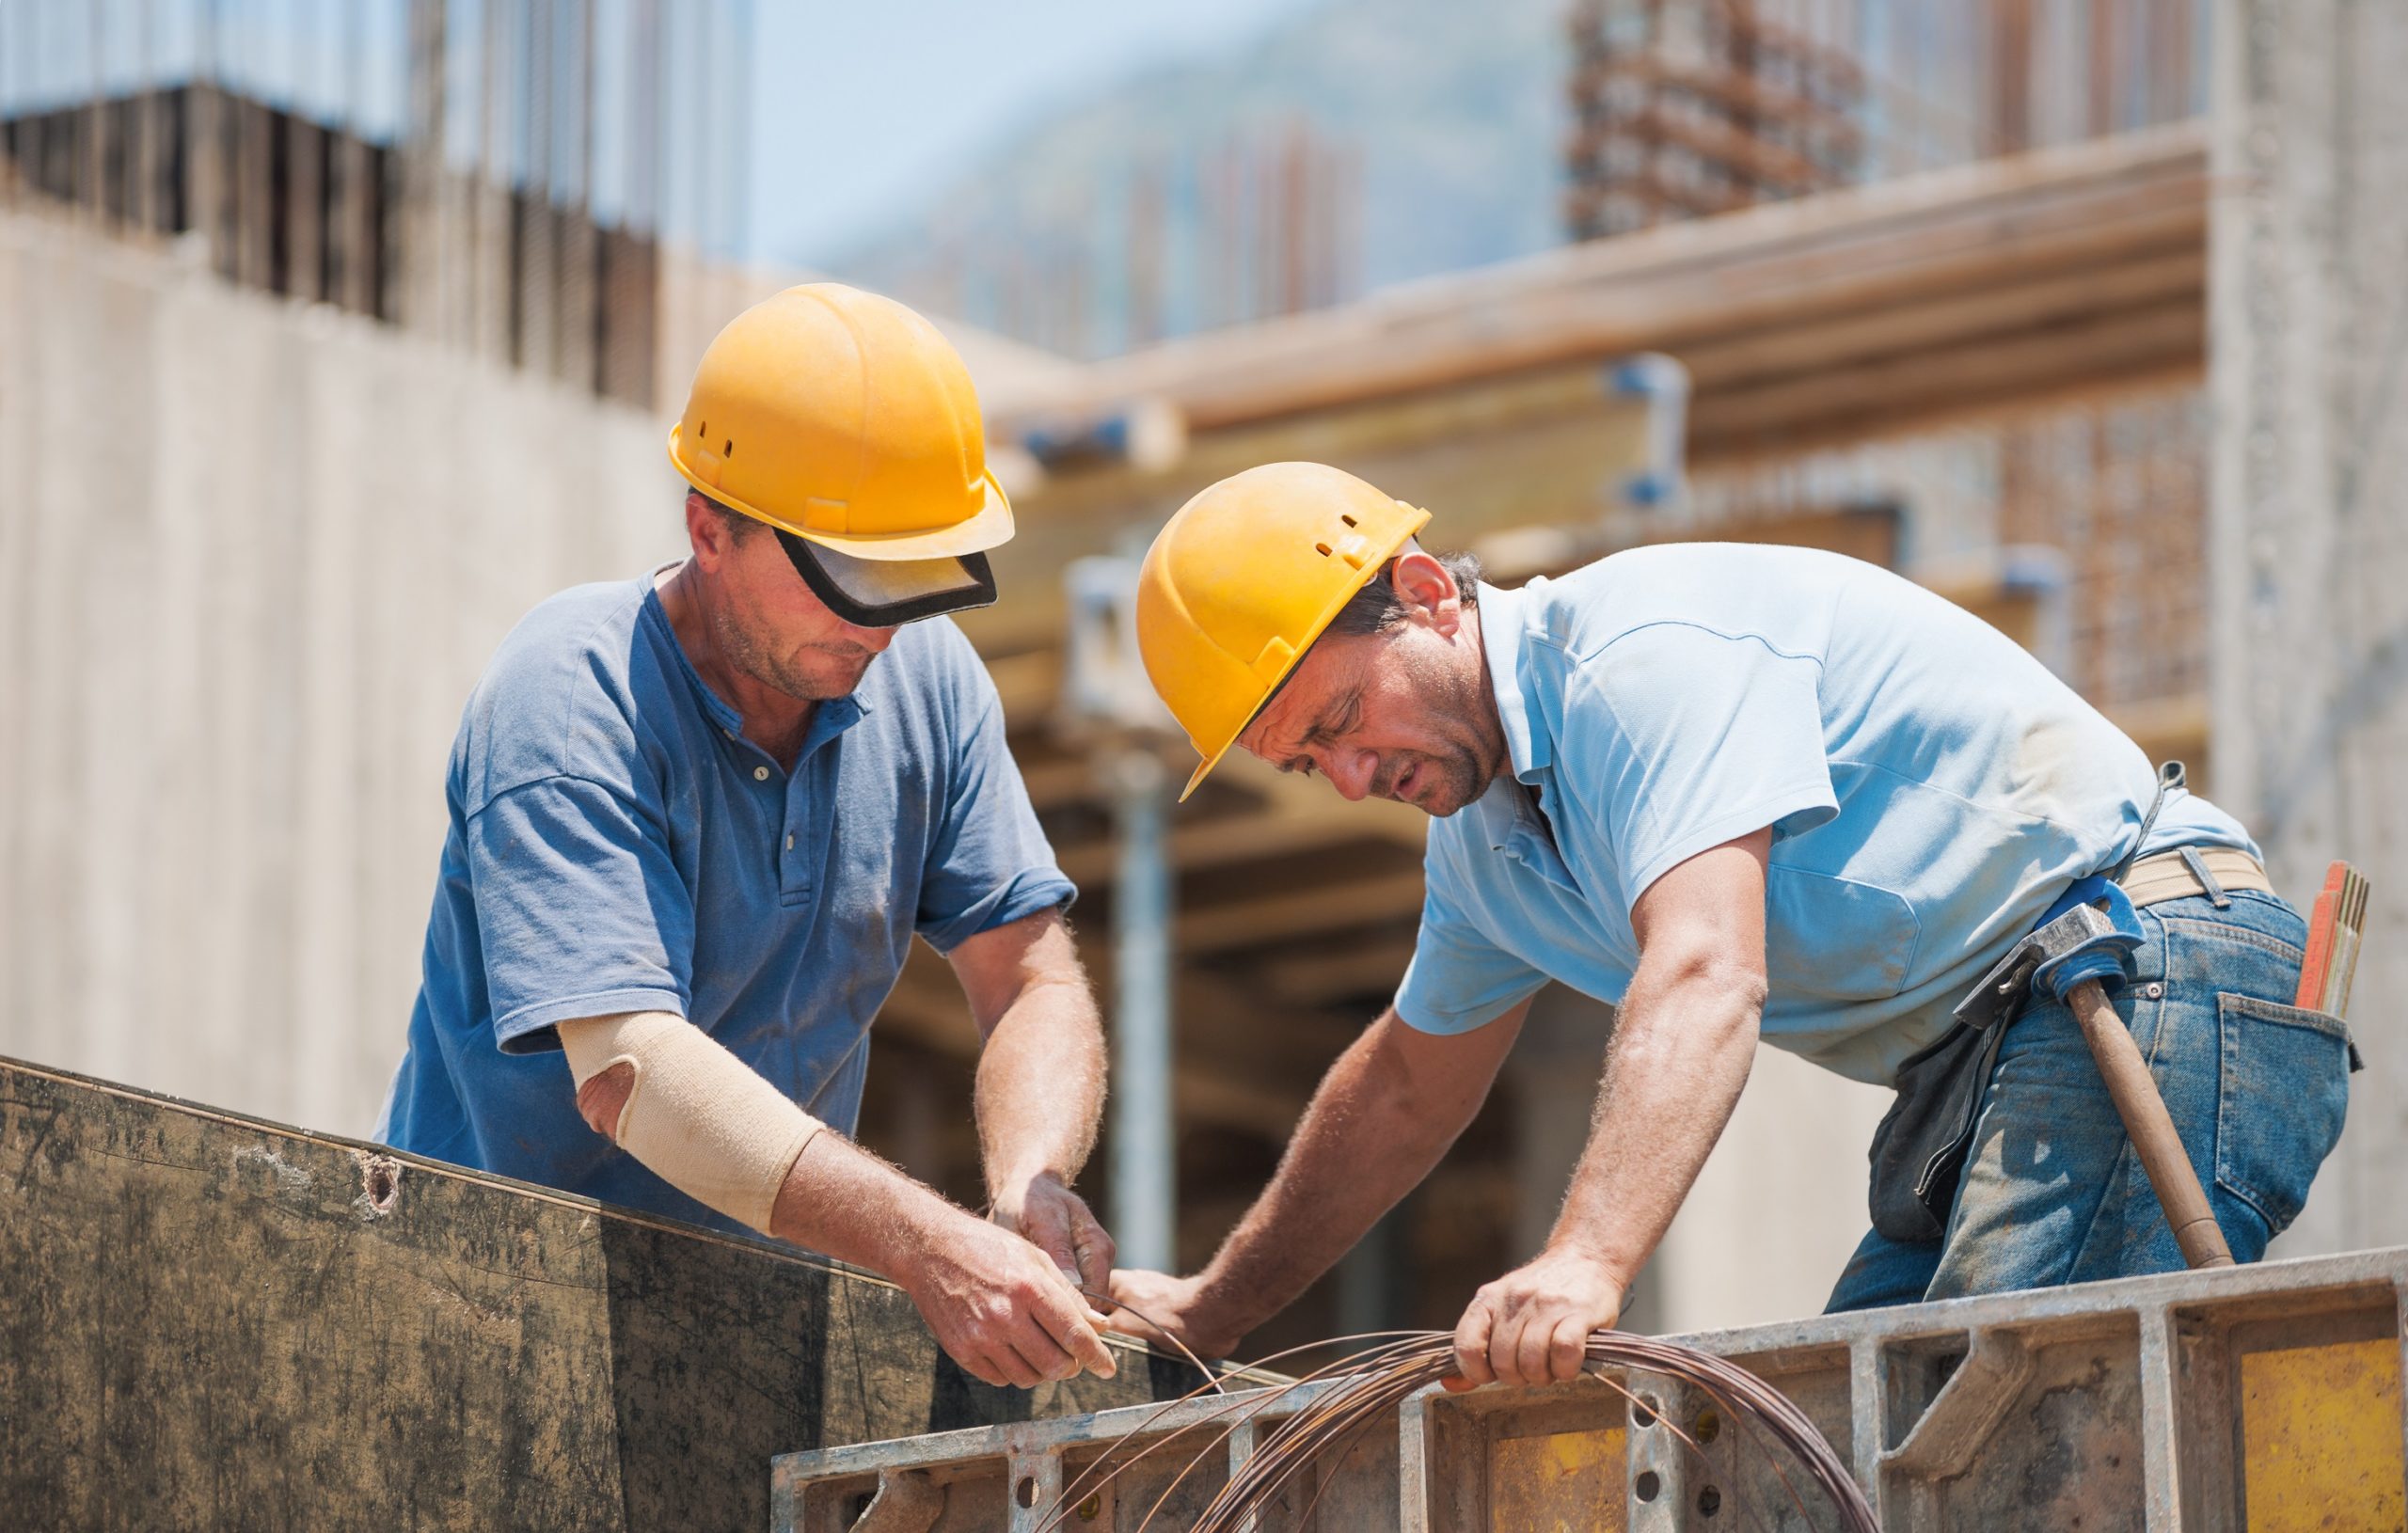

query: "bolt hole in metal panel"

left=771, top=1251, right=2408, bottom=1532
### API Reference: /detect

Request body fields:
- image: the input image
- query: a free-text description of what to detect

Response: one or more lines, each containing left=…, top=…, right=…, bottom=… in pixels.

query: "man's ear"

left=684, top=490, right=734, bottom=570
left=1388, top=550, right=1464, bottom=636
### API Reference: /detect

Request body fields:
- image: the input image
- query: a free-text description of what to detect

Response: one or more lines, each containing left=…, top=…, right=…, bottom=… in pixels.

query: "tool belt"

left=1865, top=846, right=2274, bottom=1244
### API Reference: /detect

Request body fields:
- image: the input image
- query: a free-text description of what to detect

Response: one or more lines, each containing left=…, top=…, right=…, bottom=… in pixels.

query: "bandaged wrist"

left=557, top=1011, right=824, bottom=1233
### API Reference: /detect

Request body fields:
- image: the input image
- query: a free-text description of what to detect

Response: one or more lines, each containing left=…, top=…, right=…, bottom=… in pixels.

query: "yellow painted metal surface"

left=2241, top=1335, right=2406, bottom=1533
left=1487, top=1426, right=1627, bottom=1532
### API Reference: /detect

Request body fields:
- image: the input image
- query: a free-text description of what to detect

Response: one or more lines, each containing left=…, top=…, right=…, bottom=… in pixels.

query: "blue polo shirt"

left=1393, top=545, right=2254, bottom=1085
left=373, top=572, right=1073, bottom=1233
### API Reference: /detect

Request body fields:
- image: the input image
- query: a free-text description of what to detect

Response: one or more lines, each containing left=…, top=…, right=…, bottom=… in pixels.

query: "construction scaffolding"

left=1563, top=0, right=2213, bottom=231
left=1563, top=0, right=1865, bottom=240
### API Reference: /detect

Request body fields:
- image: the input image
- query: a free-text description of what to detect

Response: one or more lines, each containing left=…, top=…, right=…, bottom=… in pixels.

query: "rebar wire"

left=1040, top=1329, right=1877, bottom=1533
left=1034, top=1331, right=1440, bottom=1533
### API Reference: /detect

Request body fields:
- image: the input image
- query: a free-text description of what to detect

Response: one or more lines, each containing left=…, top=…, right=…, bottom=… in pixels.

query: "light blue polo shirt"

left=1394, top=545, right=2254, bottom=1085
left=374, top=572, right=1073, bottom=1233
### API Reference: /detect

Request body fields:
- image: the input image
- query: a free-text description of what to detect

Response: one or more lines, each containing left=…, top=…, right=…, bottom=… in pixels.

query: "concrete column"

left=2210, top=0, right=2408, bottom=1255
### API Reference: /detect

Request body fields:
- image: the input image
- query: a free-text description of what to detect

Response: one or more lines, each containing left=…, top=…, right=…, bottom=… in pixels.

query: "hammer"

left=1955, top=877, right=2235, bottom=1270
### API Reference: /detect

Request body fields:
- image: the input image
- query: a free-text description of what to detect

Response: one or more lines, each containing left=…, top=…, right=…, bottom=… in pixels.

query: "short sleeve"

left=1394, top=865, right=1549, bottom=1035
left=466, top=775, right=694, bottom=1052
left=913, top=699, right=1076, bottom=954
left=1570, top=623, right=1837, bottom=899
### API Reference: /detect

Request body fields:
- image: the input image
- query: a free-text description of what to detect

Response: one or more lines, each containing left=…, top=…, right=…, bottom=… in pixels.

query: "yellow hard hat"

left=1136, top=463, right=1431, bottom=799
left=668, top=283, right=1011, bottom=624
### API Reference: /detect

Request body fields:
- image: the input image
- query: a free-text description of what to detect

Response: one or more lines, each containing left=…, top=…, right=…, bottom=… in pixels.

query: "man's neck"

left=656, top=562, right=816, bottom=766
left=1461, top=605, right=1513, bottom=792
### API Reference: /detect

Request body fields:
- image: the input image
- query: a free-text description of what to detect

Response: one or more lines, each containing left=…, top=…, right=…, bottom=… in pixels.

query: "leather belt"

left=2120, top=846, right=2273, bottom=909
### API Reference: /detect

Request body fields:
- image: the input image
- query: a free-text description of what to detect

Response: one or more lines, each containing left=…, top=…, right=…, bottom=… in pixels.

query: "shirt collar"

left=1475, top=579, right=1551, bottom=782
left=640, top=575, right=870, bottom=755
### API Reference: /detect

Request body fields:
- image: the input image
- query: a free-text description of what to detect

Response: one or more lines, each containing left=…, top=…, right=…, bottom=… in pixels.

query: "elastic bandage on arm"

left=557, top=1012, right=824, bottom=1234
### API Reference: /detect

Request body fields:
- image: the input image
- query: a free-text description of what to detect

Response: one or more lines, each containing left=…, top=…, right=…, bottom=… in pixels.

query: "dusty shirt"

left=1394, top=546, right=2253, bottom=1085
left=374, top=574, right=1071, bottom=1232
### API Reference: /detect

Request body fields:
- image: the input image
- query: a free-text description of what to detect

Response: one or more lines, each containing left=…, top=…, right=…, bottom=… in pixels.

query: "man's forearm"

left=769, top=1123, right=954, bottom=1266
left=1550, top=962, right=1762, bottom=1290
left=1193, top=1017, right=1475, bottom=1339
left=974, top=977, right=1105, bottom=1193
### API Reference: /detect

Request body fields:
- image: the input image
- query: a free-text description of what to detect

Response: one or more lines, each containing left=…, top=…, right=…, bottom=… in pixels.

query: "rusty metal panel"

left=2240, top=1335, right=2406, bottom=1532
left=1487, top=1425, right=1627, bottom=1531
left=776, top=1250, right=2408, bottom=1531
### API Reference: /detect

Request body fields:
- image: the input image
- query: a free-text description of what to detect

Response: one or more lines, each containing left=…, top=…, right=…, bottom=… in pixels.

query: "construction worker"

left=375, top=285, right=1118, bottom=1391
left=1104, top=461, right=2353, bottom=1387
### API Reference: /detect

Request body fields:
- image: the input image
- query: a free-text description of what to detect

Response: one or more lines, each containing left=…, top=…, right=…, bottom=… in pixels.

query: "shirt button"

left=785, top=833, right=795, bottom=850
left=752, top=766, right=769, bottom=782
left=2144, top=982, right=2164, bottom=1000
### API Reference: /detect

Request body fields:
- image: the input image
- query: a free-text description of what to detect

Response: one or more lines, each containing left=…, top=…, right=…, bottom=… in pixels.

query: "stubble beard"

left=710, top=596, right=874, bottom=703
left=1381, top=648, right=1509, bottom=817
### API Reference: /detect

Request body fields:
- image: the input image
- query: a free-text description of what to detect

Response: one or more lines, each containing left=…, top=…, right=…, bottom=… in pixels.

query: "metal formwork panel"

left=771, top=1247, right=2408, bottom=1531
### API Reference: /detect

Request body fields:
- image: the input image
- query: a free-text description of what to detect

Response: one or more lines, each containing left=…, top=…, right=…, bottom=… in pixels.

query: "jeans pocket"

left=2214, top=993, right=2353, bottom=1234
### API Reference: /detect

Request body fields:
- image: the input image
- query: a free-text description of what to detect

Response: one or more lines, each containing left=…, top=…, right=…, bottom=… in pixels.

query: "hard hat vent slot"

left=1340, top=514, right=1357, bottom=528
left=699, top=420, right=707, bottom=437
left=1315, top=542, right=1332, bottom=557
left=724, top=439, right=735, bottom=456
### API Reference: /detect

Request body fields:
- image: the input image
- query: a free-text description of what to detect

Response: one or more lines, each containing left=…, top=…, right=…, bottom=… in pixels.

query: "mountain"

left=815, top=0, right=1570, bottom=357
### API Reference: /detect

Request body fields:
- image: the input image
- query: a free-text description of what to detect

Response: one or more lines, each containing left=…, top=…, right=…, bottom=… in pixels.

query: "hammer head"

left=1954, top=876, right=2145, bottom=1031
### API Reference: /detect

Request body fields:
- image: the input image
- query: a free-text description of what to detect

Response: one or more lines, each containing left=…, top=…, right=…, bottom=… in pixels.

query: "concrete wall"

left=2210, top=0, right=2408, bottom=1258
left=0, top=210, right=680, bottom=1136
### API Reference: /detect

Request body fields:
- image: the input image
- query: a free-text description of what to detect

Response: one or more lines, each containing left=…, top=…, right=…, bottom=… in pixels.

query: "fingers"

left=996, top=1330, right=1074, bottom=1389
left=1546, top=1315, right=1592, bottom=1384
left=1069, top=1204, right=1117, bottom=1294
left=1459, top=1295, right=1586, bottom=1389
left=1450, top=1296, right=1497, bottom=1392
left=1030, top=1278, right=1119, bottom=1381
left=1512, top=1306, right=1560, bottom=1389
left=947, top=1343, right=1013, bottom=1390
left=1012, top=1195, right=1080, bottom=1278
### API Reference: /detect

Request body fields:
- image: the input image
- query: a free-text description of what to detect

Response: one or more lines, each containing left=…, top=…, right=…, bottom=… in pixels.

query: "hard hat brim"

left=1173, top=501, right=1431, bottom=803
left=668, top=430, right=1017, bottom=561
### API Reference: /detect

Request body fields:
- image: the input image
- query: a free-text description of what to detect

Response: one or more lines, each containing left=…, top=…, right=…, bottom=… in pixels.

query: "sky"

left=747, top=0, right=1316, bottom=267
left=0, top=0, right=1315, bottom=265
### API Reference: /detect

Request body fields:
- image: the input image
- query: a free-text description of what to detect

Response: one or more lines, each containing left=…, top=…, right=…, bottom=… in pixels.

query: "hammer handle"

left=2067, top=978, right=2235, bottom=1270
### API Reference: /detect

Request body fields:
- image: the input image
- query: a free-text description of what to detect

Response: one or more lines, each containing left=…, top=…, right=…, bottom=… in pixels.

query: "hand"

left=1447, top=1246, right=1625, bottom=1391
left=894, top=1204, right=1119, bottom=1390
left=1101, top=1269, right=1244, bottom=1361
left=990, top=1169, right=1117, bottom=1296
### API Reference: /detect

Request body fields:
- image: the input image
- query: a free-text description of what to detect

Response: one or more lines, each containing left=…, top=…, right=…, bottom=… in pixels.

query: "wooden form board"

left=994, top=121, right=2206, bottom=460
left=0, top=1056, right=1203, bottom=1532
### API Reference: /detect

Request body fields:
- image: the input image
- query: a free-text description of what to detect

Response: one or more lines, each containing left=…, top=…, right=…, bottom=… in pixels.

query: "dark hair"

left=1322, top=547, right=1483, bottom=639
left=687, top=489, right=757, bottom=539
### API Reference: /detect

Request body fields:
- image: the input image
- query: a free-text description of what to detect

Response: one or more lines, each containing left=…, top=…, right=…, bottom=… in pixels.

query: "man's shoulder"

left=454, top=577, right=665, bottom=808
left=487, top=578, right=653, bottom=676
left=1527, top=543, right=1871, bottom=652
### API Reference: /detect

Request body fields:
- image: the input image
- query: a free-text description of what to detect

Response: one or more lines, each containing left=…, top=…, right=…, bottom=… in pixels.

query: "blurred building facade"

left=0, top=0, right=756, bottom=406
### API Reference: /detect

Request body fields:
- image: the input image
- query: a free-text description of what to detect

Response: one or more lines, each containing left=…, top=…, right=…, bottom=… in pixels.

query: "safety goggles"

left=775, top=529, right=998, bottom=627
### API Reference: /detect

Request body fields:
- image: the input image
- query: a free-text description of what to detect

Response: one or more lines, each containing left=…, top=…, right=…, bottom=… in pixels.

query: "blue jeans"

left=1828, top=889, right=2354, bottom=1311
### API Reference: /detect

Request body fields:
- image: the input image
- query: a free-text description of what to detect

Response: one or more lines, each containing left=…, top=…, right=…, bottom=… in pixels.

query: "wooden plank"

left=872, top=949, right=1312, bottom=1143
left=1177, top=868, right=1430, bottom=955
left=996, top=123, right=2207, bottom=435
left=0, top=1057, right=1196, bottom=1532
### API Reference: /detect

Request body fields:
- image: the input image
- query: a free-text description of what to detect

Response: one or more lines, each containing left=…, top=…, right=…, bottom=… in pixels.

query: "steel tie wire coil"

left=1038, top=1328, right=1878, bottom=1533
